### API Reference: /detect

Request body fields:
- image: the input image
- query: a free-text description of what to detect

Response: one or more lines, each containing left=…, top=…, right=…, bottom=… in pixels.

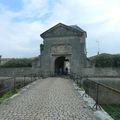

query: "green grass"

left=102, top=104, right=120, bottom=120
left=0, top=90, right=18, bottom=103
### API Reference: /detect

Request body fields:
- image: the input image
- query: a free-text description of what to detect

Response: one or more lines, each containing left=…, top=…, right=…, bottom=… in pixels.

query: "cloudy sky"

left=0, top=0, right=120, bottom=58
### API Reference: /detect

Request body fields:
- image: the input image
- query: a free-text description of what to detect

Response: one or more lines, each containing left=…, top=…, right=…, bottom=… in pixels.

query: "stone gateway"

left=33, top=23, right=89, bottom=76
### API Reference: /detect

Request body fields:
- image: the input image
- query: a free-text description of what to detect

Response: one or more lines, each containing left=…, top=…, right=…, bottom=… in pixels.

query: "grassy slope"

left=102, top=105, right=120, bottom=120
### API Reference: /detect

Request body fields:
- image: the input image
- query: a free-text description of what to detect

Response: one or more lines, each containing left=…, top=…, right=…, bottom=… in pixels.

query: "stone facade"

left=37, top=23, right=88, bottom=76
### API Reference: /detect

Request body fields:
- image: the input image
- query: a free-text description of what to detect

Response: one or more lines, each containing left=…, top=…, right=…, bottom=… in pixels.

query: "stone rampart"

left=0, top=67, right=41, bottom=77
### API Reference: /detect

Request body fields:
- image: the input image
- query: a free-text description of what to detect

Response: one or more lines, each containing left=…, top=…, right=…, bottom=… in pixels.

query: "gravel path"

left=0, top=77, right=96, bottom=120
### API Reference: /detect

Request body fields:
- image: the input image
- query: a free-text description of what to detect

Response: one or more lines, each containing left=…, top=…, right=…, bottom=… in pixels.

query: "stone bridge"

left=0, top=77, right=96, bottom=120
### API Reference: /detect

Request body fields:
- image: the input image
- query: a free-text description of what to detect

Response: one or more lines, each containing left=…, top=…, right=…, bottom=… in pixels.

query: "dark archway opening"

left=55, top=56, right=65, bottom=75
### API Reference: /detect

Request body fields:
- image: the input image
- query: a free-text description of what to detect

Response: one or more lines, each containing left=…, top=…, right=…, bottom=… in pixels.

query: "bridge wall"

left=74, top=67, right=120, bottom=104
left=82, top=79, right=120, bottom=104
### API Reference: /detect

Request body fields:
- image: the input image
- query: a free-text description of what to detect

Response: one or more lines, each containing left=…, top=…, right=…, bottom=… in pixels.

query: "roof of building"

left=40, top=23, right=86, bottom=38
left=69, top=25, right=85, bottom=32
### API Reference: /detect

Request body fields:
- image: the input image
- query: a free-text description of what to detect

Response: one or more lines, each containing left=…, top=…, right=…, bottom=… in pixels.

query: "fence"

left=0, top=71, right=55, bottom=96
left=83, top=79, right=120, bottom=119
left=0, top=72, right=41, bottom=97
left=70, top=73, right=120, bottom=119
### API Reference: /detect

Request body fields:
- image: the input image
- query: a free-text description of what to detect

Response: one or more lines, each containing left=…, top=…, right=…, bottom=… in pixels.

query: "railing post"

left=35, top=74, right=37, bottom=80
left=24, top=75, right=25, bottom=86
left=13, top=76, right=16, bottom=92
left=80, top=76, right=82, bottom=87
left=31, top=74, right=32, bottom=83
left=93, top=83, right=100, bottom=110
left=33, top=74, right=35, bottom=81
left=96, top=84, right=99, bottom=109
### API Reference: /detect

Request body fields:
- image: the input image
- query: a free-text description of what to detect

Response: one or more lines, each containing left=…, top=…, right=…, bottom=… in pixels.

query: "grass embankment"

left=0, top=90, right=18, bottom=103
left=102, top=105, right=120, bottom=120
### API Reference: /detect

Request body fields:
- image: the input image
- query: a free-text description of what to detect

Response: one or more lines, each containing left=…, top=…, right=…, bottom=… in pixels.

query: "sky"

left=0, top=0, right=120, bottom=58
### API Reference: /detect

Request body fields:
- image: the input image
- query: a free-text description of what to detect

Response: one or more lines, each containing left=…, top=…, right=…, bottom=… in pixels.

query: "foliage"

left=112, top=55, right=120, bottom=67
left=0, top=90, right=17, bottom=103
left=40, top=44, right=44, bottom=53
left=0, top=58, right=32, bottom=68
left=89, top=53, right=120, bottom=67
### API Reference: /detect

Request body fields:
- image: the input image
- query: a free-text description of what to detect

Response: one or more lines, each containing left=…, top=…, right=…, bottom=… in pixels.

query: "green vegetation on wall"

left=89, top=53, right=120, bottom=67
left=40, top=44, right=44, bottom=53
left=0, top=58, right=32, bottom=68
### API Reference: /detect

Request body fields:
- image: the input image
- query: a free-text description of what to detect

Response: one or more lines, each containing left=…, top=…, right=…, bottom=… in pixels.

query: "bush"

left=0, top=58, right=32, bottom=68
left=89, top=53, right=120, bottom=67
left=112, top=55, right=120, bottom=67
left=40, top=44, right=44, bottom=53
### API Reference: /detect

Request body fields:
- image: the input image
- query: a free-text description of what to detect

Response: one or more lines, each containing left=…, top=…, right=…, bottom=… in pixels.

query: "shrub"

left=112, top=55, right=120, bottom=67
left=89, top=53, right=120, bottom=67
left=0, top=58, right=32, bottom=68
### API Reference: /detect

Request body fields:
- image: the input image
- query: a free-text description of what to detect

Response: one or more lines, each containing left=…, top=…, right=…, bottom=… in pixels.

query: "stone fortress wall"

left=83, top=67, right=120, bottom=77
left=0, top=67, right=120, bottom=77
left=0, top=67, right=41, bottom=77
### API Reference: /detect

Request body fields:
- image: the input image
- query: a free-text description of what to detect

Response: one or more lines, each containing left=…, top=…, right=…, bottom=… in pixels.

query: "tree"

left=89, top=53, right=120, bottom=67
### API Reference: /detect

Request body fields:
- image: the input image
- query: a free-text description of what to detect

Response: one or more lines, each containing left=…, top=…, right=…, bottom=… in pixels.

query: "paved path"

left=0, top=77, right=96, bottom=120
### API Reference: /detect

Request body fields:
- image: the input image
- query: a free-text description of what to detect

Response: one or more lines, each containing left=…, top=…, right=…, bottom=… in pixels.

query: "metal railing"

left=70, top=73, right=120, bottom=119
left=83, top=78, right=120, bottom=119
left=0, top=73, right=41, bottom=97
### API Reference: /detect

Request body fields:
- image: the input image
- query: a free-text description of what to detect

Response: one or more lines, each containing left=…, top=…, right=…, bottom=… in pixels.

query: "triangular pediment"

left=40, top=23, right=85, bottom=38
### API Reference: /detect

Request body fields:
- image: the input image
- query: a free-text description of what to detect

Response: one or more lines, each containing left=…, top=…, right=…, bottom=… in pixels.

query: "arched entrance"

left=55, top=56, right=65, bottom=75
left=55, top=56, right=70, bottom=75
